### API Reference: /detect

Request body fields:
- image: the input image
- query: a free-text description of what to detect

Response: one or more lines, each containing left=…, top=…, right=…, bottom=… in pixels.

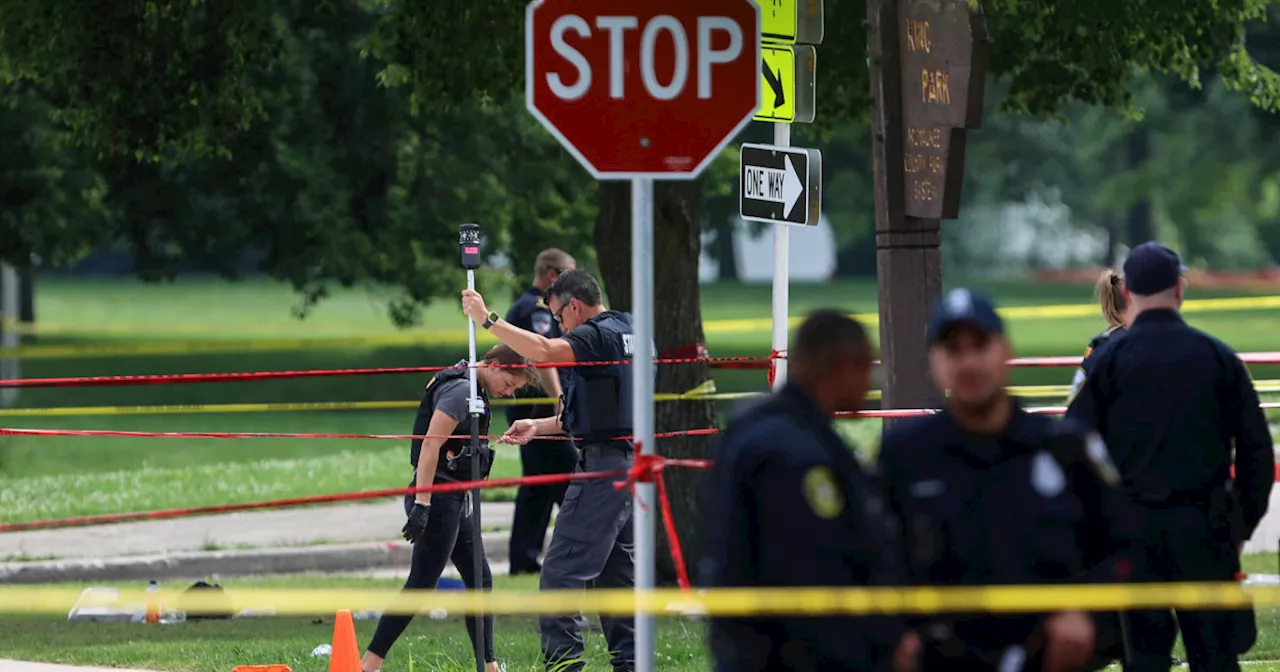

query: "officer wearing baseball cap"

left=1066, top=243, right=1274, bottom=671
left=878, top=288, right=1134, bottom=671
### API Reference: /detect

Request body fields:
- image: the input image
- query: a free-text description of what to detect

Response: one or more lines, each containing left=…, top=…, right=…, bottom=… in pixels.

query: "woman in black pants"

left=361, top=344, right=531, bottom=672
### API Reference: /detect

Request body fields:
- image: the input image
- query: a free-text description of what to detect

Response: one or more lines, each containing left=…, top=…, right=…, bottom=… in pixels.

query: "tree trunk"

left=1125, top=129, right=1154, bottom=246
left=18, top=268, right=34, bottom=324
left=593, top=179, right=718, bottom=585
left=1098, top=214, right=1116, bottom=267
left=835, top=233, right=878, bottom=277
left=712, top=214, right=740, bottom=282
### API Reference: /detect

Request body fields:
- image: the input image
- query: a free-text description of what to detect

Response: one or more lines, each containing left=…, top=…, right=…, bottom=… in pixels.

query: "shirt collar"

left=1132, top=308, right=1184, bottom=326
left=777, top=382, right=829, bottom=423
left=939, top=398, right=1040, bottom=464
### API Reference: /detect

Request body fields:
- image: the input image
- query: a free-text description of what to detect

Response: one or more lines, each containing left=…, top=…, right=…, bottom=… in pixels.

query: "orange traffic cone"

left=329, top=609, right=361, bottom=672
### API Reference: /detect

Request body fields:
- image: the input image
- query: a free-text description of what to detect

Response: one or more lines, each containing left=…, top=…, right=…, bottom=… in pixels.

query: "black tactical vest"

left=561, top=312, right=653, bottom=441
left=409, top=361, right=494, bottom=481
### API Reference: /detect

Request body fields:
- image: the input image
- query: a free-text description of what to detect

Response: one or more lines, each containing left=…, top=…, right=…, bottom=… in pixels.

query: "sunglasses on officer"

left=552, top=297, right=577, bottom=325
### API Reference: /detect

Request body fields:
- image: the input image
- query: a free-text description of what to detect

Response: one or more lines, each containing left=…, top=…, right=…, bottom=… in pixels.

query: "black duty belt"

left=580, top=440, right=633, bottom=459
left=1128, top=489, right=1212, bottom=506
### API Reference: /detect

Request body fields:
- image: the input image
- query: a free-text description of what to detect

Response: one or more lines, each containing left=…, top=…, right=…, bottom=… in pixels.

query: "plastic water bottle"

left=145, top=581, right=160, bottom=624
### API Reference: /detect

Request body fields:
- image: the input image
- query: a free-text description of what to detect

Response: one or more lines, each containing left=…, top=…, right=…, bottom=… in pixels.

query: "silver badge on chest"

left=1031, top=451, right=1065, bottom=498
left=531, top=311, right=554, bottom=335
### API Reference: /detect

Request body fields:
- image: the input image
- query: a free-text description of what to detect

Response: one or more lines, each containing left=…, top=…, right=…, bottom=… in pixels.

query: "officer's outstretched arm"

left=1229, top=354, right=1274, bottom=535
left=486, top=319, right=577, bottom=364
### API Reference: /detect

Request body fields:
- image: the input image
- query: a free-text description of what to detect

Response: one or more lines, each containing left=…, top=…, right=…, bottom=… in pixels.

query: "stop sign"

left=526, top=0, right=761, bottom=180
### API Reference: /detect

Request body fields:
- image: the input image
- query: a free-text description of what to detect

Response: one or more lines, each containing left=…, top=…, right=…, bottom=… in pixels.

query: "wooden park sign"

left=899, top=0, right=987, bottom=219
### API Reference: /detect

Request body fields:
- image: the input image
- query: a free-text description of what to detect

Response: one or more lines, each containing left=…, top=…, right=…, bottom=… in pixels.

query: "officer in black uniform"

left=504, top=248, right=581, bottom=576
left=879, top=288, right=1135, bottom=672
left=360, top=344, right=530, bottom=672
left=1066, top=242, right=1274, bottom=672
left=463, top=269, right=649, bottom=672
left=1068, top=269, right=1129, bottom=401
left=700, top=309, right=915, bottom=672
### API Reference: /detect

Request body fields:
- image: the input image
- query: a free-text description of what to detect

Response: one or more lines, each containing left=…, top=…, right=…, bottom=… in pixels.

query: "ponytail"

left=1095, top=269, right=1127, bottom=329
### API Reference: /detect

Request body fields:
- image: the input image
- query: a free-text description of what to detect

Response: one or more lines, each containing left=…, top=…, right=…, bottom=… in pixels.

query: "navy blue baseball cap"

left=927, top=288, right=1005, bottom=344
left=1122, top=242, right=1187, bottom=295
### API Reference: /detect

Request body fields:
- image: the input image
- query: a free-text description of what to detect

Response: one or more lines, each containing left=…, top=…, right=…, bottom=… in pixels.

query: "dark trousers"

left=509, top=439, right=580, bottom=574
left=540, top=443, right=636, bottom=671
left=1125, top=504, right=1256, bottom=672
left=366, top=488, right=496, bottom=664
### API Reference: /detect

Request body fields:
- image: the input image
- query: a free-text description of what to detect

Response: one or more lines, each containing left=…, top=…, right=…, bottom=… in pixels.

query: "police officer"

left=879, top=288, right=1134, bottom=672
left=505, top=248, right=581, bottom=576
left=700, top=309, right=916, bottom=672
left=360, top=344, right=530, bottom=672
left=1066, top=242, right=1274, bottom=672
left=463, top=269, right=648, bottom=672
left=1067, top=269, right=1130, bottom=401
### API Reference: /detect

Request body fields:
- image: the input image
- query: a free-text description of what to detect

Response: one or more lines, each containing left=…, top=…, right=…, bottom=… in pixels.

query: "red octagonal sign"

left=526, top=0, right=761, bottom=180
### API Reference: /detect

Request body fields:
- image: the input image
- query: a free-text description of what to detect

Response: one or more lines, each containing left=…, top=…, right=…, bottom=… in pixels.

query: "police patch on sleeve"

left=1066, top=368, right=1086, bottom=402
left=1064, top=369, right=1087, bottom=407
left=1031, top=451, right=1066, bottom=498
left=1084, top=432, right=1122, bottom=486
left=802, top=466, right=844, bottom=520
left=531, top=310, right=554, bottom=336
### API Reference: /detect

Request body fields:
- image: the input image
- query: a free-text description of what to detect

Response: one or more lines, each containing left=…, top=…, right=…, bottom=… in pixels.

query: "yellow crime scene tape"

left=3, top=380, right=1279, bottom=418
left=5, top=295, right=1280, bottom=359
left=0, top=582, right=1273, bottom=617
left=702, top=295, right=1280, bottom=335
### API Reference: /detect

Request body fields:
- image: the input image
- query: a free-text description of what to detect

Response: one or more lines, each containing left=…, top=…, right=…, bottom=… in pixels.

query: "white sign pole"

left=631, top=176, right=657, bottom=672
left=771, top=124, right=791, bottom=390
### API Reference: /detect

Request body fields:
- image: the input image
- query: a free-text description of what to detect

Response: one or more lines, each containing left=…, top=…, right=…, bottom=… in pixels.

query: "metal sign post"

left=771, top=125, right=791, bottom=389
left=630, top=177, right=656, bottom=672
left=751, top=0, right=824, bottom=391
left=525, top=2, right=761, bottom=670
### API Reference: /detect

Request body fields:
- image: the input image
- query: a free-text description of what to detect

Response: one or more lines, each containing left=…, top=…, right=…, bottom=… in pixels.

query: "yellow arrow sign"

left=755, top=45, right=795, bottom=122
left=755, top=0, right=798, bottom=43
left=752, top=0, right=825, bottom=45
left=754, top=45, right=816, bottom=124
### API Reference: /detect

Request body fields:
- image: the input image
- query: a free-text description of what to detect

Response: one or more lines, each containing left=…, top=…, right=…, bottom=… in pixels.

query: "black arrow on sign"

left=761, top=61, right=785, bottom=109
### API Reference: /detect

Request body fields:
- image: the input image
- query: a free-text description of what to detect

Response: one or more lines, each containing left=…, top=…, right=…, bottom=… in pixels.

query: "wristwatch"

left=482, top=311, right=500, bottom=330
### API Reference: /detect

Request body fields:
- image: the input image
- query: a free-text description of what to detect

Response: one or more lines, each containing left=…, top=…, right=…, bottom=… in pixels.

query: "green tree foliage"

left=0, top=0, right=595, bottom=325
left=0, top=80, right=112, bottom=266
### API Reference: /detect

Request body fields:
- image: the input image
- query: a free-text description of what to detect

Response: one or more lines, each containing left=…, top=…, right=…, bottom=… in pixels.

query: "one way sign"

left=739, top=143, right=822, bottom=226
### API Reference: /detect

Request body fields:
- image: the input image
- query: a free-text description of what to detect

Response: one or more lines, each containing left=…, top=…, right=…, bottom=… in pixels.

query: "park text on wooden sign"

left=899, top=0, right=987, bottom=219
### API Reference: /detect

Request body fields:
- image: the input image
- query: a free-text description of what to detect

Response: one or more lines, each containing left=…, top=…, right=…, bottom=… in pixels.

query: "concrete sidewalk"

left=0, top=501, right=523, bottom=583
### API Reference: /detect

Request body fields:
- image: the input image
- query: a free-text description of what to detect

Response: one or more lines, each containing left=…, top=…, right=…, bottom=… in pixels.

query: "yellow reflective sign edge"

left=754, top=46, right=795, bottom=122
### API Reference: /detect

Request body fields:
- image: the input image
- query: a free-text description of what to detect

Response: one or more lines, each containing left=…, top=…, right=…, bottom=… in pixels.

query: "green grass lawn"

left=4, top=275, right=1280, bottom=525
left=0, top=575, right=709, bottom=672
left=5, top=568, right=1280, bottom=672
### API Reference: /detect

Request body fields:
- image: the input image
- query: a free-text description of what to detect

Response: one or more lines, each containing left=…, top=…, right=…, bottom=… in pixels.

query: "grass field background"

left=4, top=275, right=1280, bottom=524
left=5, top=276, right=1280, bottom=670
left=6, top=567, right=1280, bottom=671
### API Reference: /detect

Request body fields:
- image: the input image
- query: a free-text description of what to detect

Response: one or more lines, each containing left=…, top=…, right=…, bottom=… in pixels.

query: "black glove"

left=402, top=502, right=431, bottom=543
